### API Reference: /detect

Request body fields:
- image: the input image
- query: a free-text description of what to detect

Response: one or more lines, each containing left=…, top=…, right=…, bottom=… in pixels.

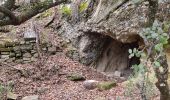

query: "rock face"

left=57, top=1, right=170, bottom=75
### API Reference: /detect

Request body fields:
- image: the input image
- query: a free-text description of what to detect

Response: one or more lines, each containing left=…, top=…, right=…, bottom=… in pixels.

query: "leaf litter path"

left=1, top=51, right=156, bottom=100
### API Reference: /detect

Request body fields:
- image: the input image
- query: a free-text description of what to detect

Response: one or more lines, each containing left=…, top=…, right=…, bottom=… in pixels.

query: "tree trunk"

left=155, top=55, right=170, bottom=100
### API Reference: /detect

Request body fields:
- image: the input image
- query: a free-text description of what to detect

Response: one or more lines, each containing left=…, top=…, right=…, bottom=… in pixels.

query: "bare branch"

left=0, top=0, right=70, bottom=26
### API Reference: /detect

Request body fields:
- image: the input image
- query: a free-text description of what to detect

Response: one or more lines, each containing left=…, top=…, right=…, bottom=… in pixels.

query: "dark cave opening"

left=95, top=36, right=141, bottom=78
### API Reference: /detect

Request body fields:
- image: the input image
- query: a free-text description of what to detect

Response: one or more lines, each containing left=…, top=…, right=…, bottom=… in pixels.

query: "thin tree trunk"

left=155, top=55, right=170, bottom=100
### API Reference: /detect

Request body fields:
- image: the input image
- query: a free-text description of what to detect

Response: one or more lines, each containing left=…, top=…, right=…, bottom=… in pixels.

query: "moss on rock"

left=67, top=73, right=86, bottom=81
left=97, top=81, right=117, bottom=90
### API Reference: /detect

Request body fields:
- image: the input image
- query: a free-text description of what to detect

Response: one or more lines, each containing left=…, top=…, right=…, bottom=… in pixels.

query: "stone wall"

left=0, top=31, right=57, bottom=63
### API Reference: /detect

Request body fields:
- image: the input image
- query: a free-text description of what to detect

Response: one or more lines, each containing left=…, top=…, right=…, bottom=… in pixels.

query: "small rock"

left=20, top=45, right=32, bottom=50
left=6, top=58, right=15, bottom=63
left=1, top=55, right=9, bottom=59
left=33, top=53, right=38, bottom=58
left=25, top=41, right=30, bottom=44
left=24, top=30, right=36, bottom=41
left=97, top=81, right=117, bottom=90
left=94, top=97, right=106, bottom=100
left=48, top=46, right=56, bottom=54
left=22, top=95, right=39, bottom=100
left=15, top=59, right=23, bottom=63
left=23, top=53, right=32, bottom=58
left=9, top=52, right=15, bottom=57
left=35, top=87, right=48, bottom=94
left=1, top=52, right=10, bottom=55
left=114, top=71, right=121, bottom=77
left=83, top=80, right=99, bottom=90
left=20, top=41, right=25, bottom=45
left=23, top=60, right=32, bottom=63
left=42, top=47, right=47, bottom=51
left=13, top=46, right=20, bottom=51
left=15, top=51, right=22, bottom=58
left=31, top=50, right=37, bottom=54
left=23, top=57, right=31, bottom=61
left=7, top=92, right=18, bottom=100
left=67, top=73, right=86, bottom=81
left=31, top=57, right=37, bottom=62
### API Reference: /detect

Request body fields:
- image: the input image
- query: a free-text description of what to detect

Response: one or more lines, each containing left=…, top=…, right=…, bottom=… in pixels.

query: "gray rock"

left=42, top=47, right=47, bottom=51
left=31, top=50, right=37, bottom=54
left=20, top=41, right=25, bottom=45
left=9, top=52, right=15, bottom=57
left=1, top=52, right=10, bottom=55
left=7, top=92, right=18, bottom=100
left=24, top=30, right=37, bottom=41
left=16, top=52, right=22, bottom=58
left=23, top=60, right=32, bottom=63
left=83, top=80, right=99, bottom=90
left=33, top=53, right=38, bottom=58
left=15, top=59, right=23, bottom=63
left=20, top=45, right=32, bottom=50
left=48, top=46, right=56, bottom=54
left=114, top=71, right=121, bottom=77
left=6, top=58, right=15, bottom=63
left=31, top=57, right=37, bottom=61
left=13, top=46, right=20, bottom=51
left=23, top=57, right=31, bottom=61
left=1, top=55, right=9, bottom=59
left=23, top=53, right=32, bottom=58
left=22, top=95, right=39, bottom=100
left=25, top=41, right=30, bottom=44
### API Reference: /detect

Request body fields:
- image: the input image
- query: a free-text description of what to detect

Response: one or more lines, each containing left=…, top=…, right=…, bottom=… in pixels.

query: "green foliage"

left=67, top=73, right=86, bottom=81
left=36, top=9, right=53, bottom=19
left=129, top=20, right=170, bottom=75
left=127, top=20, right=170, bottom=99
left=97, top=81, right=117, bottom=90
left=79, top=1, right=88, bottom=13
left=60, top=5, right=72, bottom=15
left=0, top=81, right=14, bottom=98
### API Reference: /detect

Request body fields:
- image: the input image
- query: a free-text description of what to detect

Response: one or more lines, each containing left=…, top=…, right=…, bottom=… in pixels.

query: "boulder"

left=83, top=80, right=99, bottom=90
left=22, top=95, right=39, bottom=100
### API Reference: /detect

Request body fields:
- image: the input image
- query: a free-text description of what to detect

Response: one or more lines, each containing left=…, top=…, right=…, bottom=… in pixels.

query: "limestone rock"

left=48, top=46, right=56, bottom=54
left=7, top=92, right=18, bottom=100
left=23, top=57, right=31, bottom=61
left=22, top=95, right=39, bottom=100
left=114, top=71, right=122, bottom=77
left=83, top=80, right=99, bottom=90
left=1, top=52, right=10, bottom=55
left=24, top=30, right=36, bottom=41
left=23, top=53, right=32, bottom=58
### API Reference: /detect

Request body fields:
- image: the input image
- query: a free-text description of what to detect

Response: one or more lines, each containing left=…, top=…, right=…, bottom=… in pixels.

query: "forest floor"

left=0, top=9, right=159, bottom=100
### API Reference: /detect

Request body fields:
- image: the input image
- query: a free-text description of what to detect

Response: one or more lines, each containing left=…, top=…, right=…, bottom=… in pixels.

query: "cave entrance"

left=95, top=36, right=140, bottom=77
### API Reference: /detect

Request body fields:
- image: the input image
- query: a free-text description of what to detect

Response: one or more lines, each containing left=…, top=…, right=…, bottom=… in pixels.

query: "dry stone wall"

left=0, top=31, right=57, bottom=63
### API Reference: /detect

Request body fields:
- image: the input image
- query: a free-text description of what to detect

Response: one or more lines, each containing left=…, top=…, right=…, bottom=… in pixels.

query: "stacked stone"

left=22, top=30, right=38, bottom=63
left=0, top=41, right=14, bottom=62
left=0, top=30, right=58, bottom=63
